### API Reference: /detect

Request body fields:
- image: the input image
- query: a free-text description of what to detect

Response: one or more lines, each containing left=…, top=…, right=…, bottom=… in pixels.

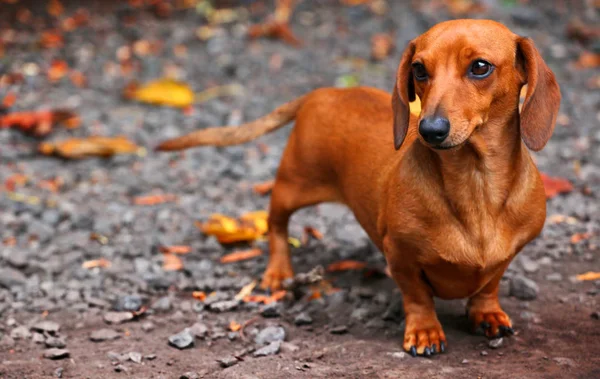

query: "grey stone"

left=113, top=295, right=143, bottom=312
left=260, top=303, right=281, bottom=318
left=218, top=355, right=239, bottom=368
left=489, top=338, right=503, bottom=349
left=189, top=322, right=208, bottom=339
left=330, top=325, right=348, bottom=335
left=546, top=273, right=563, bottom=282
left=208, top=300, right=239, bottom=313
left=128, top=351, right=142, bottom=363
left=44, top=348, right=70, bottom=360
left=103, top=311, right=134, bottom=324
left=152, top=296, right=172, bottom=312
left=253, top=341, right=281, bottom=357
left=45, top=336, right=66, bottom=348
left=32, top=320, right=60, bottom=334
left=11, top=325, right=31, bottom=340
left=32, top=332, right=46, bottom=344
left=386, top=351, right=406, bottom=359
left=0, top=268, right=27, bottom=289
left=90, top=328, right=120, bottom=342
left=294, top=312, right=313, bottom=326
left=180, top=372, right=199, bottom=379
left=169, top=329, right=194, bottom=349
left=141, top=321, right=155, bottom=332
left=280, top=342, right=300, bottom=353
left=519, top=255, right=539, bottom=274
left=510, top=275, right=539, bottom=300
left=255, top=326, right=286, bottom=346
left=351, top=308, right=370, bottom=321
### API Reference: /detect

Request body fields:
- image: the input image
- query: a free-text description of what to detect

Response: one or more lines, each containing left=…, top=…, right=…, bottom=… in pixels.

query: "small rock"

left=113, top=295, right=144, bottom=312
left=386, top=351, right=406, bottom=359
left=141, top=321, right=155, bottom=332
left=32, top=332, right=46, bottom=344
left=189, top=322, right=208, bottom=339
left=152, top=296, right=172, bottom=312
left=0, top=267, right=27, bottom=289
left=519, top=255, right=539, bottom=274
left=54, top=367, right=64, bottom=378
left=366, top=318, right=385, bottom=329
left=90, top=329, right=120, bottom=342
left=218, top=355, right=239, bottom=368
left=545, top=273, right=563, bottom=282
left=209, top=300, right=239, bottom=313
left=32, top=321, right=60, bottom=334
left=253, top=341, right=281, bottom=357
left=351, top=308, right=370, bottom=321
left=11, top=325, right=31, bottom=340
left=255, top=326, right=286, bottom=345
left=128, top=351, right=143, bottom=364
left=489, top=338, right=503, bottom=349
left=481, top=350, right=488, bottom=356
left=169, top=329, right=194, bottom=349
left=44, top=348, right=70, bottom=360
left=104, top=311, right=134, bottom=324
left=114, top=364, right=127, bottom=373
left=107, top=351, right=126, bottom=362
left=553, top=357, right=575, bottom=367
left=45, top=336, right=67, bottom=348
left=461, top=359, right=469, bottom=364
left=145, top=354, right=157, bottom=361
left=510, top=275, right=539, bottom=300
left=294, top=312, right=313, bottom=326
left=180, top=372, right=199, bottom=379
left=280, top=342, right=300, bottom=353
left=330, top=325, right=348, bottom=335
left=260, top=303, right=281, bottom=318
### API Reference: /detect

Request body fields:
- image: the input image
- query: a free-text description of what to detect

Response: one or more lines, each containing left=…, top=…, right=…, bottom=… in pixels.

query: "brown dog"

left=157, top=19, right=560, bottom=357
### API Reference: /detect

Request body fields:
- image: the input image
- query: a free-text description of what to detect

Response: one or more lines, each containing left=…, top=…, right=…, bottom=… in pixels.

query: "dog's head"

left=392, top=19, right=561, bottom=151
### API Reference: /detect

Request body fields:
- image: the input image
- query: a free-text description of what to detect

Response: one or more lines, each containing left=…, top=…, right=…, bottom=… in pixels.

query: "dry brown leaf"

left=302, top=226, right=323, bottom=245
left=159, top=245, right=191, bottom=255
left=82, top=258, right=112, bottom=269
left=252, top=179, right=275, bottom=195
left=229, top=320, right=241, bottom=332
left=62, top=8, right=90, bottom=31
left=47, top=60, right=69, bottom=82
left=243, top=290, right=287, bottom=304
left=327, top=260, right=367, bottom=272
left=248, top=0, right=301, bottom=47
left=371, top=33, right=394, bottom=61
left=133, top=194, right=177, bottom=205
left=197, top=211, right=268, bottom=244
left=192, top=291, right=207, bottom=301
left=575, top=272, right=600, bottom=281
left=1, top=109, right=78, bottom=136
left=235, top=280, right=257, bottom=301
left=162, top=253, right=183, bottom=271
left=570, top=232, right=592, bottom=244
left=47, top=0, right=64, bottom=17
left=575, top=51, right=600, bottom=69
left=39, top=30, right=64, bottom=49
left=540, top=173, right=574, bottom=199
left=39, top=136, right=142, bottom=159
left=220, top=248, right=263, bottom=264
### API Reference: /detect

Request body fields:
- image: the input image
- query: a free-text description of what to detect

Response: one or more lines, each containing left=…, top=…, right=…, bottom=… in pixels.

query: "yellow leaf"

left=197, top=211, right=269, bottom=244
left=576, top=272, right=600, bottom=281
left=234, top=280, right=257, bottom=301
left=39, top=136, right=142, bottom=159
left=132, top=78, right=194, bottom=108
left=288, top=237, right=301, bottom=248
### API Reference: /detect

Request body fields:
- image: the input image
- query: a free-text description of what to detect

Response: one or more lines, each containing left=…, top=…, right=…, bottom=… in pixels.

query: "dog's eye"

left=412, top=63, right=428, bottom=81
left=469, top=60, right=494, bottom=78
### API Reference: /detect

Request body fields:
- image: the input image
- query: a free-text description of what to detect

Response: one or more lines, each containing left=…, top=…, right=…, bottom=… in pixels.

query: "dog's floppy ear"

left=392, top=41, right=416, bottom=150
left=516, top=37, right=561, bottom=151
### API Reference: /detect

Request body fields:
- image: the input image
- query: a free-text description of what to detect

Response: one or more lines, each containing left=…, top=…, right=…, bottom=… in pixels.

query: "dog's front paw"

left=403, top=317, right=447, bottom=357
left=468, top=308, right=514, bottom=338
left=260, top=265, right=294, bottom=291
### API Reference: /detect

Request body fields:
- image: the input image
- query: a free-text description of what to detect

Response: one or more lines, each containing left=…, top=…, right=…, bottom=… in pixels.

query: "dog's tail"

left=155, top=95, right=307, bottom=151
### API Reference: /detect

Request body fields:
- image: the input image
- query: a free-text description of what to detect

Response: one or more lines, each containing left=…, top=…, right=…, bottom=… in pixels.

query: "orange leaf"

left=192, top=291, right=206, bottom=301
left=82, top=258, right=112, bottom=269
left=243, top=294, right=271, bottom=304
left=229, top=320, right=241, bottom=332
left=39, top=136, right=142, bottom=159
left=198, top=211, right=268, bottom=244
left=303, top=226, right=324, bottom=244
left=39, top=30, right=64, bottom=49
left=159, top=245, right=191, bottom=255
left=575, top=272, right=600, bottom=281
left=570, top=232, right=592, bottom=244
left=47, top=0, right=64, bottom=17
left=269, top=290, right=287, bottom=303
left=47, top=60, right=69, bottom=82
left=327, top=260, right=367, bottom=272
left=2, top=92, right=16, bottom=108
left=134, top=194, right=177, bottom=206
left=69, top=71, right=87, bottom=88
left=220, top=248, right=263, bottom=264
left=575, top=51, right=600, bottom=69
left=540, top=173, right=573, bottom=199
left=252, top=179, right=275, bottom=195
left=4, top=173, right=28, bottom=191
left=162, top=253, right=183, bottom=271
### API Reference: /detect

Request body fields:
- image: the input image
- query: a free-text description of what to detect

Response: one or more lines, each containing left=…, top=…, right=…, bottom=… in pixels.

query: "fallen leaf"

left=61, top=8, right=90, bottom=31
left=540, top=173, right=574, bottom=199
left=252, top=179, right=275, bottom=195
left=4, top=174, right=28, bottom=192
left=234, top=280, right=257, bottom=301
left=47, top=0, right=64, bottom=17
left=1, top=109, right=79, bottom=136
left=570, top=232, right=592, bottom=244
left=159, top=245, right=191, bottom=255
left=575, top=51, right=600, bottom=69
left=90, top=232, right=109, bottom=245
left=126, top=78, right=194, bottom=108
left=220, top=248, right=263, bottom=264
left=270, top=290, right=287, bottom=302
left=69, top=71, right=87, bottom=88
left=195, top=84, right=244, bottom=104
left=371, top=33, right=394, bottom=61
left=548, top=214, right=579, bottom=225
left=248, top=0, right=301, bottom=47
left=39, top=136, right=143, bottom=159
left=575, top=272, right=600, bottom=281
left=326, top=260, right=367, bottom=272
left=133, top=194, right=177, bottom=205
left=47, top=60, right=69, bottom=82
left=39, top=30, right=64, bottom=49
left=242, top=290, right=287, bottom=304
left=162, top=253, right=183, bottom=271
left=192, top=291, right=207, bottom=301
left=82, top=258, right=112, bottom=269
left=302, top=226, right=323, bottom=245
left=197, top=211, right=268, bottom=244
left=229, top=320, right=241, bottom=332
left=2, top=92, right=16, bottom=109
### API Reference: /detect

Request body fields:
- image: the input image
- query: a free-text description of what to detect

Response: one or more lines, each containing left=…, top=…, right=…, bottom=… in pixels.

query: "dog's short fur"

left=158, top=19, right=561, bottom=356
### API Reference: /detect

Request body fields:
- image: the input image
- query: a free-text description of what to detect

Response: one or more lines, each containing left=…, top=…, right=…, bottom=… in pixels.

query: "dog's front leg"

left=467, top=263, right=514, bottom=338
left=384, top=239, right=446, bottom=357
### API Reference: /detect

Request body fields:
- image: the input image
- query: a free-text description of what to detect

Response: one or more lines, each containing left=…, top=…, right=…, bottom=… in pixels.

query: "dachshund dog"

left=157, top=19, right=561, bottom=357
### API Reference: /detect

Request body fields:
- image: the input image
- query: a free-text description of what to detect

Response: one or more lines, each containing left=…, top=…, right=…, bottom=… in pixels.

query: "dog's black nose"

left=419, top=117, right=450, bottom=145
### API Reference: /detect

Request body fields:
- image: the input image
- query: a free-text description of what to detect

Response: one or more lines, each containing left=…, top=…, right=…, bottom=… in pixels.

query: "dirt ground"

left=0, top=0, right=599, bottom=378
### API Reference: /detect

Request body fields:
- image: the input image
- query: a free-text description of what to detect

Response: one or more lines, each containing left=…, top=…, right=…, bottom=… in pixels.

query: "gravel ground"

left=0, top=0, right=599, bottom=378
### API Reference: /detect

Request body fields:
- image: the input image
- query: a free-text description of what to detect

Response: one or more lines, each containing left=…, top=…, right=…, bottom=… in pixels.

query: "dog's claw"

left=480, top=321, right=490, bottom=330
left=424, top=347, right=431, bottom=357
left=410, top=346, right=417, bottom=357
left=498, top=325, right=514, bottom=336
left=431, top=344, right=437, bottom=354
left=440, top=341, right=446, bottom=353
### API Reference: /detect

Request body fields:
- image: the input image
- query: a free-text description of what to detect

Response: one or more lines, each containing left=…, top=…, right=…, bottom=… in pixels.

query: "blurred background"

left=0, top=1, right=598, bottom=377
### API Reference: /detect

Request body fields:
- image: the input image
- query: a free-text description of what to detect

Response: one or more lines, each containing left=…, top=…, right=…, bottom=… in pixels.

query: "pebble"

left=152, top=296, right=172, bottom=312
left=32, top=332, right=46, bottom=344
left=330, top=325, right=348, bottom=335
left=180, top=372, right=199, bottom=379
left=32, top=320, right=60, bottom=334
left=351, top=308, right=370, bottom=321
left=189, top=322, right=208, bottom=339
left=546, top=273, right=563, bottom=282
left=114, top=364, right=127, bottom=373
left=113, top=295, right=143, bottom=312
left=294, top=312, right=313, bottom=326
left=11, top=325, right=31, bottom=340
left=481, top=350, right=488, bottom=356
left=489, top=338, right=504, bottom=349
left=510, top=274, right=539, bottom=300
left=461, top=359, right=469, bottom=364
left=90, top=328, right=121, bottom=342
left=260, top=303, right=281, bottom=318
left=0, top=268, right=27, bottom=289
left=169, top=329, right=195, bottom=349
left=128, top=351, right=143, bottom=364
left=145, top=354, right=157, bottom=360
left=45, top=336, right=67, bottom=348
left=218, top=355, right=239, bottom=368
left=209, top=300, right=239, bottom=313
left=104, top=311, right=134, bottom=324
left=253, top=341, right=282, bottom=357
left=519, top=255, right=539, bottom=274
left=54, top=367, right=64, bottom=378
left=386, top=352, right=406, bottom=359
left=255, top=326, right=286, bottom=345
left=141, top=321, right=155, bottom=332
left=44, top=348, right=70, bottom=360
left=280, top=342, right=300, bottom=353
